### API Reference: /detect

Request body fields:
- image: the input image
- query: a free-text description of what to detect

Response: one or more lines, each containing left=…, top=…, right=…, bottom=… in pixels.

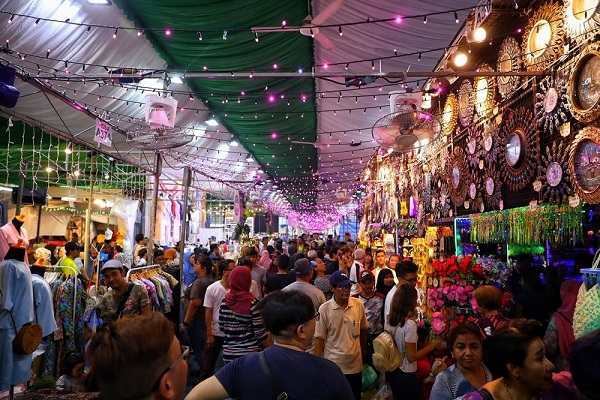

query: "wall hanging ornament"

left=497, top=37, right=523, bottom=99
left=535, top=74, right=571, bottom=134
left=458, top=79, right=475, bottom=127
left=442, top=93, right=459, bottom=136
left=469, top=163, right=486, bottom=212
left=522, top=1, right=565, bottom=71
left=568, top=43, right=600, bottom=123
left=569, top=124, right=600, bottom=203
left=541, top=139, right=573, bottom=204
left=474, top=64, right=496, bottom=119
left=447, top=146, right=471, bottom=207
left=434, top=181, right=451, bottom=219
left=499, top=107, right=540, bottom=191
left=564, top=0, right=600, bottom=44
left=483, top=167, right=503, bottom=210
left=482, top=120, right=501, bottom=167
left=466, top=124, right=484, bottom=170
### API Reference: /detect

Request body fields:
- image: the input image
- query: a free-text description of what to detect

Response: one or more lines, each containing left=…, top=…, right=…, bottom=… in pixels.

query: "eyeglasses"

left=150, top=346, right=189, bottom=393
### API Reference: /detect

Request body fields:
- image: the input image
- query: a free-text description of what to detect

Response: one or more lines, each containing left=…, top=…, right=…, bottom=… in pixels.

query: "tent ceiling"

left=0, top=0, right=485, bottom=229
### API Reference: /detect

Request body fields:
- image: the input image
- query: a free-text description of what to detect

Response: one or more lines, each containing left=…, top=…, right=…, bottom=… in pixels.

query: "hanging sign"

left=94, top=118, right=113, bottom=147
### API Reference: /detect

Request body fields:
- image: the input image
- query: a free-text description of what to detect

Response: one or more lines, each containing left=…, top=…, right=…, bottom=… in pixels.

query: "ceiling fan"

left=251, top=0, right=348, bottom=50
left=371, top=91, right=441, bottom=153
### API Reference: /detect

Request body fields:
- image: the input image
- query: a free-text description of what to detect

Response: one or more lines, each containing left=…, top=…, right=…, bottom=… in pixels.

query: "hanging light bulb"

left=452, top=51, right=468, bottom=67
left=65, top=142, right=73, bottom=154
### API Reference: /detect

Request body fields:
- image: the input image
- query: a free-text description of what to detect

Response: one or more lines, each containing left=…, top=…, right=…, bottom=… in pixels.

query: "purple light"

left=273, top=64, right=278, bottom=69
left=301, top=94, right=307, bottom=102
left=323, top=63, right=329, bottom=69
left=282, top=20, right=287, bottom=27
left=517, top=28, right=522, bottom=33
left=271, top=132, right=278, bottom=139
left=280, top=94, right=285, bottom=99
left=395, top=16, right=402, bottom=24
left=241, top=91, right=246, bottom=95
left=268, top=95, right=275, bottom=103
left=165, top=29, right=172, bottom=36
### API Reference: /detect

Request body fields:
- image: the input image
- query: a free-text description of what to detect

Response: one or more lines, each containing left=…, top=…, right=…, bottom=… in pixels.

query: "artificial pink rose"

left=432, top=312, right=447, bottom=335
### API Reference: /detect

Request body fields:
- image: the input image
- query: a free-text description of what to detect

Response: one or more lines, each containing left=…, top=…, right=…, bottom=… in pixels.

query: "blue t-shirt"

left=431, top=363, right=493, bottom=400
left=215, top=345, right=354, bottom=400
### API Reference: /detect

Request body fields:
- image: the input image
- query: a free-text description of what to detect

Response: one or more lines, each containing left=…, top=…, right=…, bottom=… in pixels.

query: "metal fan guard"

left=372, top=111, right=440, bottom=151
left=127, top=132, right=194, bottom=150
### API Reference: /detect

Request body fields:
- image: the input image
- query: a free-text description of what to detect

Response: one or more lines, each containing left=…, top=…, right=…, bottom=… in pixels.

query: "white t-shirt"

left=385, top=318, right=418, bottom=373
left=384, top=285, right=398, bottom=325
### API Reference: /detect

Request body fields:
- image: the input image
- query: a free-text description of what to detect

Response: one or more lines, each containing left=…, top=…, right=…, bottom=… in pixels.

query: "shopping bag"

left=362, top=363, right=378, bottom=391
left=371, top=383, right=392, bottom=400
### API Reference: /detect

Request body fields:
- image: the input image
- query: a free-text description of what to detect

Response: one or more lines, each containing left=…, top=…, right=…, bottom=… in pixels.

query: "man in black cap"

left=282, top=258, right=326, bottom=312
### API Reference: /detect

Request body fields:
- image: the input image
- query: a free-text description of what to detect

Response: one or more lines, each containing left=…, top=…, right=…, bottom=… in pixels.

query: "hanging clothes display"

left=40, top=271, right=86, bottom=379
left=128, top=267, right=178, bottom=314
left=0, top=259, right=35, bottom=391
left=0, top=216, right=29, bottom=263
left=31, top=275, right=58, bottom=337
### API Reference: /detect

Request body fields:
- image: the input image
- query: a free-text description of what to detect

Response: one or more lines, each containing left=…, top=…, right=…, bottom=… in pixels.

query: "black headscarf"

left=376, top=269, right=395, bottom=297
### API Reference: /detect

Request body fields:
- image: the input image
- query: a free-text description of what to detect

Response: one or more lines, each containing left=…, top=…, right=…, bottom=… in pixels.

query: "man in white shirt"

left=373, top=249, right=397, bottom=282
left=349, top=248, right=365, bottom=296
left=383, top=260, right=419, bottom=325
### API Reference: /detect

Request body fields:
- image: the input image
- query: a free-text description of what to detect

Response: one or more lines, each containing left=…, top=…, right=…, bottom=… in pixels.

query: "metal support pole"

left=15, top=174, right=24, bottom=215
left=147, top=153, right=162, bottom=264
left=36, top=204, right=42, bottom=242
left=83, top=155, right=95, bottom=279
left=179, top=166, right=191, bottom=270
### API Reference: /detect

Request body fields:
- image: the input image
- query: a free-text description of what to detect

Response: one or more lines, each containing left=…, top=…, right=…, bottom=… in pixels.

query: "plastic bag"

left=362, top=363, right=378, bottom=391
left=371, top=383, right=392, bottom=400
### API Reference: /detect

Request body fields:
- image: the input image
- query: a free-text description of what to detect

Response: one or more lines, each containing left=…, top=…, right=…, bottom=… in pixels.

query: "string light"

left=454, top=11, right=459, bottom=23
left=8, top=14, right=14, bottom=23
left=309, top=28, right=314, bottom=37
left=254, top=31, right=259, bottom=42
left=34, top=18, right=40, bottom=26
left=423, top=15, right=427, bottom=24
left=165, top=28, right=172, bottom=36
left=338, top=26, right=343, bottom=36
left=196, top=31, right=202, bottom=40
left=113, top=28, right=118, bottom=38
left=223, top=30, right=228, bottom=40
left=418, top=52, right=421, bottom=61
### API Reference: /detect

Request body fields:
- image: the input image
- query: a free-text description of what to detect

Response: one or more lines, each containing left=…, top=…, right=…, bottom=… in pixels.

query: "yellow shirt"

left=315, top=296, right=368, bottom=374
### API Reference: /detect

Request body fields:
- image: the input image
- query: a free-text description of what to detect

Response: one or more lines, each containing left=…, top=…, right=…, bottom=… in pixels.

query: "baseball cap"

left=100, top=259, right=124, bottom=273
left=294, top=258, right=317, bottom=275
left=359, top=270, right=375, bottom=282
left=330, top=270, right=352, bottom=287
left=65, top=242, right=82, bottom=253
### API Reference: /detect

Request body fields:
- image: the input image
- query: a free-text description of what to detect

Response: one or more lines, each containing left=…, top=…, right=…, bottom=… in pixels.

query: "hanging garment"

left=31, top=275, right=58, bottom=337
left=0, top=260, right=35, bottom=391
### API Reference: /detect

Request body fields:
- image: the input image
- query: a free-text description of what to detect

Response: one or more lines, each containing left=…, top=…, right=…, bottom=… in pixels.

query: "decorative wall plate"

left=522, top=2, right=565, bottom=71
left=447, top=146, right=470, bottom=207
left=482, top=120, right=501, bottom=166
left=499, top=108, right=540, bottom=191
left=458, top=79, right=475, bottom=127
left=535, top=75, right=570, bottom=134
left=569, top=125, right=600, bottom=203
left=483, top=167, right=503, bottom=210
left=564, top=0, right=600, bottom=44
left=568, top=43, right=600, bottom=123
left=541, top=140, right=573, bottom=204
left=466, top=124, right=483, bottom=169
left=474, top=64, right=496, bottom=119
left=497, top=37, right=522, bottom=99
left=442, top=93, right=459, bottom=136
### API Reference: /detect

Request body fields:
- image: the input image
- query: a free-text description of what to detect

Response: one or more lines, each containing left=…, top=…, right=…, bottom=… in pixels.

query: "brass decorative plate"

left=522, top=2, right=565, bottom=71
left=497, top=37, right=522, bottom=99
left=447, top=146, right=470, bottom=207
left=474, top=64, right=496, bottom=119
left=535, top=75, right=570, bottom=134
left=569, top=125, right=600, bottom=203
left=458, top=79, right=475, bottom=127
left=442, top=93, right=459, bottom=137
left=499, top=108, right=540, bottom=192
left=568, top=43, right=600, bottom=123
left=564, top=0, right=600, bottom=44
left=541, top=139, right=573, bottom=204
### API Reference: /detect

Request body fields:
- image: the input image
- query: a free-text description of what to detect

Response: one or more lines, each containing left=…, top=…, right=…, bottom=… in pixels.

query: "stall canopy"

left=0, top=0, right=485, bottom=230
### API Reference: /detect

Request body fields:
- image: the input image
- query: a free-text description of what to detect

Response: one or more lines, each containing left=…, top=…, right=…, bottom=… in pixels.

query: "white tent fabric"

left=111, top=198, right=140, bottom=257
left=8, top=206, right=72, bottom=238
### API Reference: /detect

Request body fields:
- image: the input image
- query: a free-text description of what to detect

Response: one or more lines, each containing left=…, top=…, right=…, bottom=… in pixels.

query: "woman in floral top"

left=98, top=260, right=150, bottom=323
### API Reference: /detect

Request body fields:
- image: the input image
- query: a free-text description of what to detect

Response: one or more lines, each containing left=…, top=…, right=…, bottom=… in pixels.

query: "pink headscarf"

left=224, top=266, right=255, bottom=315
left=257, top=250, right=272, bottom=269
left=554, top=280, right=581, bottom=359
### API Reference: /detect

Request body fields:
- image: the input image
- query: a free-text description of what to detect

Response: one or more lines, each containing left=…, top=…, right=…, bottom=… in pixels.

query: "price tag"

left=479, top=159, right=484, bottom=170
left=449, top=209, right=453, bottom=217
left=533, top=180, right=542, bottom=192
left=464, top=200, right=470, bottom=209
left=530, top=200, right=538, bottom=211
left=569, top=195, right=580, bottom=207
left=499, top=200, right=504, bottom=210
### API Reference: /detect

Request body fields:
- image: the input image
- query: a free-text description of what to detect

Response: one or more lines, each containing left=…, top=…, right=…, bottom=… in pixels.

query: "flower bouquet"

left=475, top=256, right=512, bottom=287
left=427, top=283, right=475, bottom=312
left=431, top=310, right=476, bottom=337
left=432, top=255, right=483, bottom=282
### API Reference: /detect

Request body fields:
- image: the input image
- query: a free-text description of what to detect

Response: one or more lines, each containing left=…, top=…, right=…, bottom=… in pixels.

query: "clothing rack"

left=45, top=265, right=78, bottom=322
left=126, top=264, right=162, bottom=280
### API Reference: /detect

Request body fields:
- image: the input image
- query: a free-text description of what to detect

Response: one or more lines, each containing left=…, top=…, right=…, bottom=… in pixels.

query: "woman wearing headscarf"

left=181, top=251, right=196, bottom=286
left=257, top=250, right=272, bottom=269
left=543, top=280, right=581, bottom=372
left=377, top=268, right=396, bottom=325
left=219, top=266, right=270, bottom=364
